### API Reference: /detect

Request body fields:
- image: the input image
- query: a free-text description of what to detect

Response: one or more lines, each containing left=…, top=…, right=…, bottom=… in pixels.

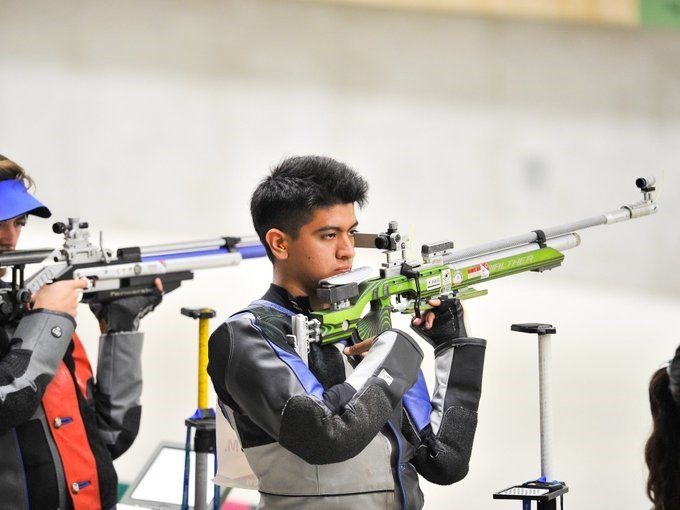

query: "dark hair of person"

left=250, top=155, right=369, bottom=261
left=645, top=367, right=680, bottom=509
left=0, top=153, right=35, bottom=188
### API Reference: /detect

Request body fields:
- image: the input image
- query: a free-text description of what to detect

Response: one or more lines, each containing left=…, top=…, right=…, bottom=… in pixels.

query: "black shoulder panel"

left=411, top=406, right=478, bottom=485
left=279, top=385, right=393, bottom=465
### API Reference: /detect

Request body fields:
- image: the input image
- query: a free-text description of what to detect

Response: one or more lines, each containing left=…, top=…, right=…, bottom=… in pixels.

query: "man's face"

left=280, top=203, right=358, bottom=301
left=0, top=215, right=26, bottom=278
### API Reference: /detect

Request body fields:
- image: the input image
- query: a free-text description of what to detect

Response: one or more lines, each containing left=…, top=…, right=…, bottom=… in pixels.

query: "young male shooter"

left=208, top=155, right=486, bottom=509
left=0, top=154, right=163, bottom=509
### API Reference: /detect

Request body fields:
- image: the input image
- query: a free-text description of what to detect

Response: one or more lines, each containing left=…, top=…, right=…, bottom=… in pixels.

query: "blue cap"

left=0, top=179, right=52, bottom=222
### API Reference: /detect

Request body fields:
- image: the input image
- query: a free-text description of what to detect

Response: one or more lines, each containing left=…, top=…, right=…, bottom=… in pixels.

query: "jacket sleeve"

left=208, top=312, right=423, bottom=465
left=0, top=310, right=76, bottom=435
left=402, top=336, right=486, bottom=485
left=92, top=331, right=144, bottom=459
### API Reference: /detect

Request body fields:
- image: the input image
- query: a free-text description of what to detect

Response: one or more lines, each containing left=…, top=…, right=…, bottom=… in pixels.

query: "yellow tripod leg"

left=181, top=307, right=217, bottom=410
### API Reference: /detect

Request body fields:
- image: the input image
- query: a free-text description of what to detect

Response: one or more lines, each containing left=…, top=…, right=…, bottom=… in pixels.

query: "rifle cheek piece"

left=316, top=282, right=359, bottom=307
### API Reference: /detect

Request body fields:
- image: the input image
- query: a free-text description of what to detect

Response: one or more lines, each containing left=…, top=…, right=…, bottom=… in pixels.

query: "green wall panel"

left=641, top=0, right=680, bottom=27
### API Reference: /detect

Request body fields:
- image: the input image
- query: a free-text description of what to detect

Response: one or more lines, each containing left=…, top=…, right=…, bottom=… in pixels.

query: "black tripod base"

left=494, top=480, right=568, bottom=509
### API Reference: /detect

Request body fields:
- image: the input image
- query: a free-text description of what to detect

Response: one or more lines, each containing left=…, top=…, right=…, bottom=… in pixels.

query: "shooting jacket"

left=0, top=299, right=144, bottom=510
left=208, top=284, right=486, bottom=510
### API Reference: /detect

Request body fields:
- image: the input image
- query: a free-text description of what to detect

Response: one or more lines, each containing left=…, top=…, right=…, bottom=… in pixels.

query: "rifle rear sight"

left=52, top=219, right=88, bottom=234
left=374, top=220, right=403, bottom=251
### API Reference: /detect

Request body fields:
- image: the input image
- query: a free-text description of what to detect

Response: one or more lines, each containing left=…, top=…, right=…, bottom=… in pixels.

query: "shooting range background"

left=1, top=0, right=679, bottom=508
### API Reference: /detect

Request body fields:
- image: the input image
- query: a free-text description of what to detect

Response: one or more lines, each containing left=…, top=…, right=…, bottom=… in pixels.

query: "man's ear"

left=265, top=228, right=289, bottom=261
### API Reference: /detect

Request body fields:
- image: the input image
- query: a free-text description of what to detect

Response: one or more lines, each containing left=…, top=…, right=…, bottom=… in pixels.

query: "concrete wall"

left=1, top=1, right=678, bottom=508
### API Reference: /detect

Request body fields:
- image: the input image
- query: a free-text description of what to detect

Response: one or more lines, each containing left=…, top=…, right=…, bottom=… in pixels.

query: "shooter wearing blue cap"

left=0, top=153, right=163, bottom=510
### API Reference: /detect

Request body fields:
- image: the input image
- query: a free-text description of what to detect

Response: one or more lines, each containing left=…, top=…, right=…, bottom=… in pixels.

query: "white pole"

left=538, top=332, right=553, bottom=481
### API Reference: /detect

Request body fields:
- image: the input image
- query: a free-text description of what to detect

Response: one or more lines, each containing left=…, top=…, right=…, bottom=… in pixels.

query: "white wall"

left=1, top=1, right=679, bottom=508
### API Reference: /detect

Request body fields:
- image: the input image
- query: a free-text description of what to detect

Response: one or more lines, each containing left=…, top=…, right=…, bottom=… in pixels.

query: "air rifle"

left=288, top=177, right=658, bottom=363
left=0, top=217, right=266, bottom=324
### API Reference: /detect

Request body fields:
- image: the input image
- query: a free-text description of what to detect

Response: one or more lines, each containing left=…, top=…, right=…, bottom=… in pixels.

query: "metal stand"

left=180, top=307, right=220, bottom=510
left=493, top=323, right=568, bottom=509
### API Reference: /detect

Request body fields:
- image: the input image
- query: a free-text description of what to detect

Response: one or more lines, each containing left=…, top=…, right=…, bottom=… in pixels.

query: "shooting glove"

left=410, top=297, right=467, bottom=348
left=89, top=290, right=163, bottom=333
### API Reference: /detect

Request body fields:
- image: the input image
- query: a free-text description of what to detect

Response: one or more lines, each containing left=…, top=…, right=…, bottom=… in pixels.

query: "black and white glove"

left=89, top=290, right=163, bottom=333
left=410, top=297, right=467, bottom=348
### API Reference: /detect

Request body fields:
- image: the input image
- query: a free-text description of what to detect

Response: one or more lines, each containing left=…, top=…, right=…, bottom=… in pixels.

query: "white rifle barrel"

left=74, top=252, right=243, bottom=282
left=445, top=233, right=580, bottom=268
left=446, top=199, right=656, bottom=263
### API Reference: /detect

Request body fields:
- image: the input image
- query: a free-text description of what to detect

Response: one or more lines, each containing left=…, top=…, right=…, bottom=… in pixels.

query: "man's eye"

left=349, top=229, right=358, bottom=237
left=323, top=233, right=336, bottom=240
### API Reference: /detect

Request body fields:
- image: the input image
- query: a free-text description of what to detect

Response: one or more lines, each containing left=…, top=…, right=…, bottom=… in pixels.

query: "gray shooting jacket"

left=208, top=284, right=486, bottom=510
left=0, top=287, right=145, bottom=510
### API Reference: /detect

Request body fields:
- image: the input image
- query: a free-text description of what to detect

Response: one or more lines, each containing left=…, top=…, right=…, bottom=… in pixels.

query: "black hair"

left=250, top=155, right=369, bottom=261
left=645, top=366, right=680, bottom=509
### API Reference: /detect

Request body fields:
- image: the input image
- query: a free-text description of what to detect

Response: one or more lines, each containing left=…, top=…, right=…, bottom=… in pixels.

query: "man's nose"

left=337, top=234, right=355, bottom=259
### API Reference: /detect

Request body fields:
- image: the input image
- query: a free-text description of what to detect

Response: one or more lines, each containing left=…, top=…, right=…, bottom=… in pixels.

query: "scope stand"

left=181, top=308, right=220, bottom=510
left=493, top=323, right=568, bottom=510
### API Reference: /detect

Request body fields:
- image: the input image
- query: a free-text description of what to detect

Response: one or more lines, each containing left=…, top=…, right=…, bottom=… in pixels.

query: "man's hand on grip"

left=411, top=297, right=467, bottom=348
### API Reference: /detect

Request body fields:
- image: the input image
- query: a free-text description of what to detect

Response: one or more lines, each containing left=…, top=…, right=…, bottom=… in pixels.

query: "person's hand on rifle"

left=342, top=336, right=375, bottom=358
left=33, top=278, right=90, bottom=318
left=411, top=297, right=467, bottom=348
left=89, top=278, right=164, bottom=334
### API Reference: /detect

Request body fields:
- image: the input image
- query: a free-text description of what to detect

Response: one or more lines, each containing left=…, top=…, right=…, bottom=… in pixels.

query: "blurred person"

left=208, top=155, right=487, bottom=509
left=645, top=345, right=680, bottom=510
left=0, top=154, right=163, bottom=510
